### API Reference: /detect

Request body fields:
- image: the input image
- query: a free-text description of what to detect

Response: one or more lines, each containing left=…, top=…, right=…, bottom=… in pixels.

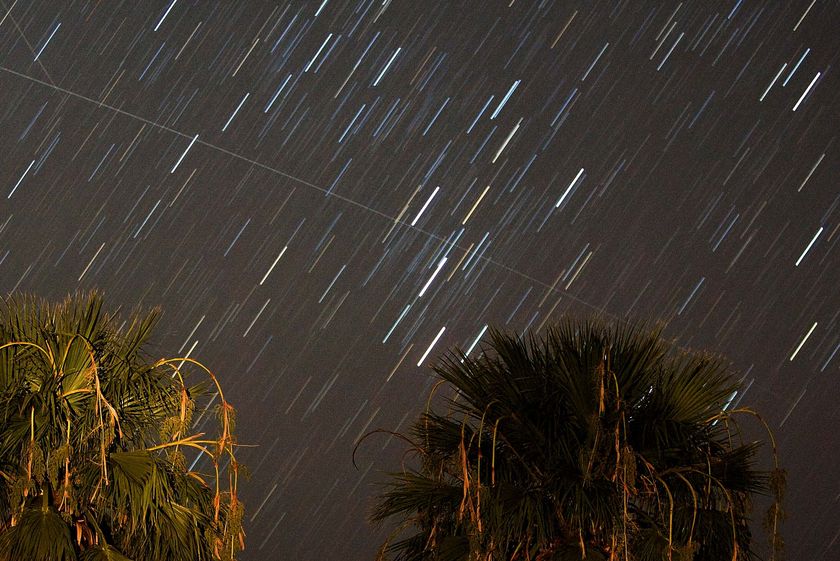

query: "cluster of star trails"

left=0, top=1, right=837, bottom=559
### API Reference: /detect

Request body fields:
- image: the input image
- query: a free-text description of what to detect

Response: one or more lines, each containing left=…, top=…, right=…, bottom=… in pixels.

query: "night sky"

left=0, top=0, right=838, bottom=559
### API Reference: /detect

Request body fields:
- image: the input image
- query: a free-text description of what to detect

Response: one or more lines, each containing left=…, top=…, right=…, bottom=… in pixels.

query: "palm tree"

left=0, top=292, right=244, bottom=561
left=371, top=319, right=784, bottom=561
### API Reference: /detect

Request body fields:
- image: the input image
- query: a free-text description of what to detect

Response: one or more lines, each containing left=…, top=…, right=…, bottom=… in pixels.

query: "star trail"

left=0, top=1, right=838, bottom=559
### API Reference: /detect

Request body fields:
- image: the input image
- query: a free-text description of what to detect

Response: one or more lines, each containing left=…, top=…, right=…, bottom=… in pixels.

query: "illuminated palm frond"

left=0, top=292, right=244, bottom=561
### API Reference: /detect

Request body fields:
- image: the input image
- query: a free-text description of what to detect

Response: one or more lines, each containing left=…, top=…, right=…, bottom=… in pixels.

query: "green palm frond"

left=0, top=505, right=75, bottom=561
left=372, top=471, right=461, bottom=523
left=0, top=292, right=245, bottom=561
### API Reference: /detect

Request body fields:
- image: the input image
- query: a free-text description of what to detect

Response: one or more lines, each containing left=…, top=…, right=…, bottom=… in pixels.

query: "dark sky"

left=0, top=0, right=838, bottom=559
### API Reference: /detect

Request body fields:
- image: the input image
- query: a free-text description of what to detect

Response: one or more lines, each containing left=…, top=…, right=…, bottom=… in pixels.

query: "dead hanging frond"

left=596, top=358, right=607, bottom=416
left=155, top=357, right=236, bottom=455
left=583, top=416, right=601, bottom=483
left=675, top=467, right=742, bottom=561
left=472, top=405, right=499, bottom=537
left=152, top=356, right=245, bottom=553
left=58, top=333, right=124, bottom=487
left=711, top=406, right=786, bottom=561
left=457, top=421, right=471, bottom=523
left=670, top=472, right=699, bottom=546
left=93, top=371, right=121, bottom=484
left=490, top=417, right=502, bottom=486
left=764, top=468, right=787, bottom=560
left=659, top=476, right=675, bottom=561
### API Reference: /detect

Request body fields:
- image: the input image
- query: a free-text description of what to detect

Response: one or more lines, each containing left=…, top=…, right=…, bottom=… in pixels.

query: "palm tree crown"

left=0, top=292, right=244, bottom=561
left=372, top=319, right=784, bottom=561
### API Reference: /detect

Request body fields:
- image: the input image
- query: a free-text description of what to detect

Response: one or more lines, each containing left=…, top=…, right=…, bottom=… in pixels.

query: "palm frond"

left=0, top=505, right=75, bottom=561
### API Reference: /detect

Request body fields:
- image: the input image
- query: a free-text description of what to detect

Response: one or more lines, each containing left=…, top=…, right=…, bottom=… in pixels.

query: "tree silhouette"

left=372, top=319, right=784, bottom=561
